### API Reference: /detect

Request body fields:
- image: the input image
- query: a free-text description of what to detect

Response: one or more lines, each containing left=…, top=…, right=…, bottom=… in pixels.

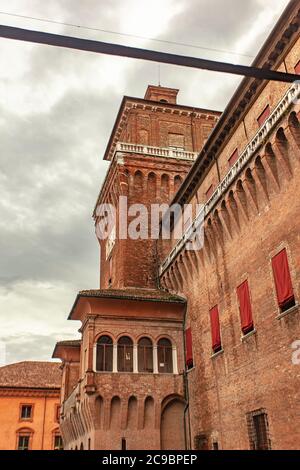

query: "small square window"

left=20, top=405, right=32, bottom=420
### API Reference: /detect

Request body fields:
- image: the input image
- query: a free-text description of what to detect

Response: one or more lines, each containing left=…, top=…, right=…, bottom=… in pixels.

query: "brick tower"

left=53, top=85, right=220, bottom=450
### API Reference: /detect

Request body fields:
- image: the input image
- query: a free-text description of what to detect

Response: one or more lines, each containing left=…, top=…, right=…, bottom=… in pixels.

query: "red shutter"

left=272, top=249, right=294, bottom=308
left=185, top=328, right=193, bottom=367
left=257, top=105, right=271, bottom=127
left=237, top=280, right=254, bottom=334
left=209, top=306, right=221, bottom=352
left=295, top=60, right=300, bottom=75
left=205, top=184, right=214, bottom=200
left=228, top=148, right=239, bottom=168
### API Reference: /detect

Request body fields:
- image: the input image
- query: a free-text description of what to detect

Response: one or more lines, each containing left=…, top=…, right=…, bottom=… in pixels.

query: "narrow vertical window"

left=237, top=280, right=254, bottom=334
left=185, top=327, right=193, bottom=369
left=209, top=306, right=222, bottom=353
left=272, top=248, right=295, bottom=312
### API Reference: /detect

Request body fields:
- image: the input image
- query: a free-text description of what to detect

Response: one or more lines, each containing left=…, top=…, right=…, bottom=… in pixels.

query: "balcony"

left=115, top=142, right=198, bottom=161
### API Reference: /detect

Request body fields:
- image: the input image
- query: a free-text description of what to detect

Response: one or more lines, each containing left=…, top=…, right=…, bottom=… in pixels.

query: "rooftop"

left=78, top=287, right=186, bottom=303
left=0, top=361, right=61, bottom=389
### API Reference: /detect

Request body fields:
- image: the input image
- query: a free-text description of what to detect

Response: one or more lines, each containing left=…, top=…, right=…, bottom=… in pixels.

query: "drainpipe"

left=182, top=302, right=192, bottom=450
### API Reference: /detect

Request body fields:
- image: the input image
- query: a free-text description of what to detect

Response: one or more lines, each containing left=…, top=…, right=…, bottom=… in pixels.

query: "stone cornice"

left=0, top=387, right=60, bottom=398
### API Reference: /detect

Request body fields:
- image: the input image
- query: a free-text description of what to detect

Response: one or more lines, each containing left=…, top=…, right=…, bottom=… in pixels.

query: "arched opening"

left=147, top=172, right=156, bottom=197
left=80, top=443, right=84, bottom=450
left=157, top=338, right=173, bottom=373
left=174, top=175, right=182, bottom=192
left=96, top=335, right=113, bottom=372
left=95, top=395, right=103, bottom=430
left=160, top=398, right=185, bottom=450
left=117, top=336, right=133, bottom=372
left=110, top=396, right=121, bottom=430
left=144, top=396, right=155, bottom=429
left=138, top=337, right=153, bottom=372
left=127, top=396, right=138, bottom=430
left=134, top=170, right=143, bottom=193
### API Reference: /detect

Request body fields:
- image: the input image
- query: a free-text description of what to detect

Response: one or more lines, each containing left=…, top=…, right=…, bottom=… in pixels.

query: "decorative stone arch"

left=160, top=395, right=186, bottom=450
left=16, top=427, right=34, bottom=451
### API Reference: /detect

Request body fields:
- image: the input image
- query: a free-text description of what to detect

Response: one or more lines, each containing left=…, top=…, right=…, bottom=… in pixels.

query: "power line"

left=0, top=25, right=298, bottom=83
left=0, top=10, right=255, bottom=59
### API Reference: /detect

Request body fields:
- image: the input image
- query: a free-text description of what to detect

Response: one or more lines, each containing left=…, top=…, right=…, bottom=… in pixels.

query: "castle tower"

left=53, top=85, right=220, bottom=450
left=94, top=85, right=220, bottom=289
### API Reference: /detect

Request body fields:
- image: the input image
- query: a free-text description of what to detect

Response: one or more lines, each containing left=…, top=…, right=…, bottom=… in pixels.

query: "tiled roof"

left=78, top=288, right=186, bottom=303
left=0, top=361, right=61, bottom=389
left=54, top=340, right=81, bottom=348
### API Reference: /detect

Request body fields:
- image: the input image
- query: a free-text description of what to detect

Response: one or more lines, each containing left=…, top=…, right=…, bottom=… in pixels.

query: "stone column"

left=133, top=344, right=138, bottom=373
left=172, top=346, right=178, bottom=374
left=153, top=345, right=158, bottom=374
left=113, top=344, right=118, bottom=373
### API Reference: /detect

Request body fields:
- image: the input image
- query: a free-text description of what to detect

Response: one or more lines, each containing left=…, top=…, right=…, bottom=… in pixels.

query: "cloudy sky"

left=0, top=0, right=290, bottom=365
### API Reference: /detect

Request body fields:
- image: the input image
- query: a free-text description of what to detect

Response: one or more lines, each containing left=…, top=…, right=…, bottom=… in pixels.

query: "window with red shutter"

left=237, top=280, right=254, bottom=335
left=185, top=327, right=193, bottom=369
left=295, top=60, right=300, bottom=75
left=272, top=249, right=295, bottom=312
left=205, top=184, right=214, bottom=201
left=257, top=105, right=271, bottom=127
left=209, top=306, right=222, bottom=353
left=228, top=148, right=239, bottom=168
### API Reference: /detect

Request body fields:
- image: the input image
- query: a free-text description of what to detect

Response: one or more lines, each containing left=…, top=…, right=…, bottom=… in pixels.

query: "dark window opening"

left=138, top=337, right=153, bottom=372
left=54, top=435, right=63, bottom=450
left=18, top=435, right=30, bottom=451
left=96, top=335, right=113, bottom=372
left=122, top=438, right=127, bottom=450
left=21, top=405, right=32, bottom=420
left=118, top=336, right=133, bottom=372
left=212, top=441, right=219, bottom=450
left=194, top=434, right=209, bottom=450
left=247, top=409, right=271, bottom=450
left=157, top=338, right=173, bottom=373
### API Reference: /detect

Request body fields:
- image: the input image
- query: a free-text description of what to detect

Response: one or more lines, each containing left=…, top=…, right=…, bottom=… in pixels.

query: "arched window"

left=96, top=335, right=113, bottom=372
left=16, top=428, right=33, bottom=450
left=53, top=430, right=63, bottom=450
left=117, top=336, right=133, bottom=372
left=138, top=337, right=153, bottom=372
left=157, top=338, right=173, bottom=373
